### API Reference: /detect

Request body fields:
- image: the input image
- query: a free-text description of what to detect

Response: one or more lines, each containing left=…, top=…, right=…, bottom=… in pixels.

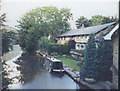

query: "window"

left=80, top=44, right=85, bottom=50
left=76, top=36, right=79, bottom=39
left=76, top=44, right=80, bottom=50
left=81, top=45, right=84, bottom=48
left=81, top=36, right=83, bottom=38
left=77, top=44, right=80, bottom=47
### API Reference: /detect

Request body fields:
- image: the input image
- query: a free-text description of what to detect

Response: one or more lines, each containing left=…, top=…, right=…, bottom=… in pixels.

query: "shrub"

left=62, top=42, right=70, bottom=55
left=37, top=36, right=50, bottom=51
left=47, top=42, right=70, bottom=55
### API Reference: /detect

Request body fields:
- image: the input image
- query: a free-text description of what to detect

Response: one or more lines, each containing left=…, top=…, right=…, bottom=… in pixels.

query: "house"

left=58, top=22, right=117, bottom=50
left=104, top=24, right=119, bottom=89
left=57, top=22, right=117, bottom=59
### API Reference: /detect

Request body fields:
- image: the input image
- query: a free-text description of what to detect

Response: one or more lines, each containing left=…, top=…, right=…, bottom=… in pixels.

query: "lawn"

left=56, top=57, right=81, bottom=71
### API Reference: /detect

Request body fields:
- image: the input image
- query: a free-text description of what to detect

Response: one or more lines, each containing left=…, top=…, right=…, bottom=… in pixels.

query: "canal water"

left=3, top=45, right=87, bottom=89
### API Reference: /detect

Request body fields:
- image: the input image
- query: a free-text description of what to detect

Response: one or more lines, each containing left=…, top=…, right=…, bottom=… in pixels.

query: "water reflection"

left=14, top=53, right=44, bottom=84
left=18, top=71, right=80, bottom=89
left=50, top=72, right=65, bottom=78
left=8, top=52, right=81, bottom=89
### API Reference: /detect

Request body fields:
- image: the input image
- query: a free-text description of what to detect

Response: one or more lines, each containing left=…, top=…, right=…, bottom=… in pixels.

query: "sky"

left=1, top=0, right=119, bottom=29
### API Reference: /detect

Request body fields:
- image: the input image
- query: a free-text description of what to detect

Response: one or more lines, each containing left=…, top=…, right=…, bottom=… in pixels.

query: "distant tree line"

left=76, top=15, right=118, bottom=29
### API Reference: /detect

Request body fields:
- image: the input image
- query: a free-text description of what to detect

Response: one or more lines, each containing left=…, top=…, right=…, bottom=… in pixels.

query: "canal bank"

left=39, top=52, right=114, bottom=90
left=64, top=65, right=112, bottom=89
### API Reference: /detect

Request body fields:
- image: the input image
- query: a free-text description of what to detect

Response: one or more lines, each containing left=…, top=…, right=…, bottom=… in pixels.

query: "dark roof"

left=58, top=22, right=116, bottom=37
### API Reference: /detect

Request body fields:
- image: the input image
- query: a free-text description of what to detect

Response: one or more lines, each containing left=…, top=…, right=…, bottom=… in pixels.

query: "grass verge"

left=56, top=57, right=81, bottom=71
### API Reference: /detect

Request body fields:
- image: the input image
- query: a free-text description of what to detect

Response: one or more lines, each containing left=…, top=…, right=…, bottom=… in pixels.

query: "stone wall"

left=111, top=30, right=118, bottom=89
left=112, top=35, right=118, bottom=70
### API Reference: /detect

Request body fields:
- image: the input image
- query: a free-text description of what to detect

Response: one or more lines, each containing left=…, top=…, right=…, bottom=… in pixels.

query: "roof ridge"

left=58, top=22, right=116, bottom=37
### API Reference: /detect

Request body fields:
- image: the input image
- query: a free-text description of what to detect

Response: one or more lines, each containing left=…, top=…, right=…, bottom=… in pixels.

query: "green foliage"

left=97, top=38, right=113, bottom=81
left=2, top=30, right=17, bottom=55
left=37, top=36, right=50, bottom=51
left=2, top=31, right=10, bottom=54
left=17, top=6, right=72, bottom=52
left=76, top=15, right=118, bottom=29
left=81, top=34, right=99, bottom=80
left=1, top=13, right=17, bottom=55
left=62, top=42, right=70, bottom=54
left=91, top=15, right=110, bottom=26
left=47, top=43, right=70, bottom=55
left=47, top=43, right=57, bottom=54
left=1, top=13, right=13, bottom=90
left=81, top=35, right=113, bottom=82
left=76, top=16, right=92, bottom=29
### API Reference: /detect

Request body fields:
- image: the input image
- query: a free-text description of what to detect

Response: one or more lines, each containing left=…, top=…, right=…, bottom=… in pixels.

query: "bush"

left=62, top=42, right=70, bottom=54
left=47, top=43, right=57, bottom=54
left=38, top=36, right=50, bottom=51
left=47, top=42, right=70, bottom=55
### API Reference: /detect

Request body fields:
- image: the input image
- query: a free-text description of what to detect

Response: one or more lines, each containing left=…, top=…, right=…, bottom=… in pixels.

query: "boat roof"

left=47, top=57, right=61, bottom=62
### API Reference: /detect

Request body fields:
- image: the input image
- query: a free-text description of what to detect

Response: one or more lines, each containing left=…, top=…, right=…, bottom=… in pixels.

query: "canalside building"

left=57, top=22, right=117, bottom=59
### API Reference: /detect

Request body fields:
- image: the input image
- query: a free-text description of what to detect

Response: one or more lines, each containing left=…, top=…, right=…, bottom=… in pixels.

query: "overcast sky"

left=1, top=0, right=119, bottom=29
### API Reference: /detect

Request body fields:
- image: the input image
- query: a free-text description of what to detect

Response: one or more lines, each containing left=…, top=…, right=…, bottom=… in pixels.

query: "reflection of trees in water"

left=50, top=72, right=65, bottom=78
left=15, top=53, right=44, bottom=83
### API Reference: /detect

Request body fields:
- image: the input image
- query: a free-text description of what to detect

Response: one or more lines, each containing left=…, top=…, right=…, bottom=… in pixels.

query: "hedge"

left=47, top=42, right=70, bottom=55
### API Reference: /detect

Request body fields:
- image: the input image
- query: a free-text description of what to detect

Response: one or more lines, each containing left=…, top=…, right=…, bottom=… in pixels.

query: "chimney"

left=81, top=24, right=85, bottom=29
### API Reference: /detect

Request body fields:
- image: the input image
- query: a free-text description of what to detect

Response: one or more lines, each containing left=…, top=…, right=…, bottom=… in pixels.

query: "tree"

left=75, top=16, right=91, bottom=29
left=62, top=42, right=70, bottom=55
left=0, top=13, right=12, bottom=89
left=0, top=14, right=15, bottom=55
left=91, top=15, right=111, bottom=26
left=0, top=2, right=12, bottom=90
left=81, top=34, right=99, bottom=81
left=37, top=36, right=50, bottom=51
left=97, top=38, right=113, bottom=81
left=75, top=15, right=118, bottom=29
left=17, top=6, right=72, bottom=52
left=2, top=28, right=16, bottom=55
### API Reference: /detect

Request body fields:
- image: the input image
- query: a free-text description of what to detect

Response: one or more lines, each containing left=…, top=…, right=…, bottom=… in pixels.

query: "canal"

left=3, top=45, right=87, bottom=89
